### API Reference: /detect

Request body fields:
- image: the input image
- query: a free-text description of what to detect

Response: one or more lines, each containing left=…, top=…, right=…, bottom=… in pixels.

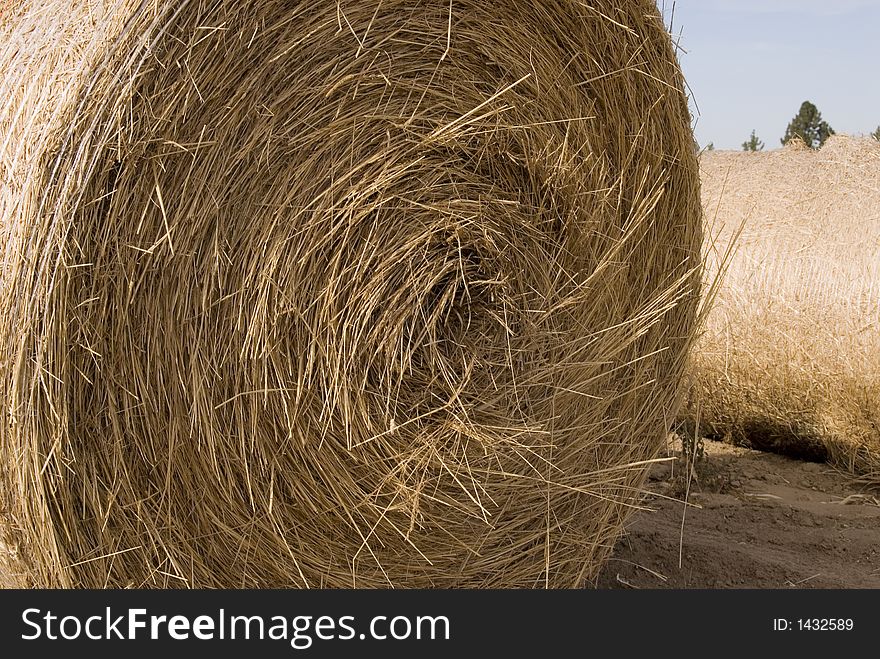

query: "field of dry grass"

left=690, top=135, right=880, bottom=479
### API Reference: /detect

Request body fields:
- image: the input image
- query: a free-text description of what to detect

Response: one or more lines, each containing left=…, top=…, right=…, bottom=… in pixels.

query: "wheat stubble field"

left=599, top=135, right=880, bottom=589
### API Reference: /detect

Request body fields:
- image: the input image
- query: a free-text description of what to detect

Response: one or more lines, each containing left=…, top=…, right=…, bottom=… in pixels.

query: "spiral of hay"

left=0, top=0, right=701, bottom=588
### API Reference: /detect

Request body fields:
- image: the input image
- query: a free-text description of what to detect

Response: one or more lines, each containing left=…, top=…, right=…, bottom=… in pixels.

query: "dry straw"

left=1, top=0, right=701, bottom=587
left=694, top=135, right=880, bottom=478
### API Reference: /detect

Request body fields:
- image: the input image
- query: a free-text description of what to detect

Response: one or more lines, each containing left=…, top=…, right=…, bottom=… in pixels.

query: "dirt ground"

left=595, top=440, right=880, bottom=589
left=2, top=441, right=878, bottom=589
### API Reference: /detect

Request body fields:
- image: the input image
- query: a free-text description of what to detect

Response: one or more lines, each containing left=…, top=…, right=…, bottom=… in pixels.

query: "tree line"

left=703, top=100, right=880, bottom=152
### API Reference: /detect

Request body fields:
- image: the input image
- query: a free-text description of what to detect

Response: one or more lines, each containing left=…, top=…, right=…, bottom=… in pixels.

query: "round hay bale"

left=1, top=0, right=701, bottom=588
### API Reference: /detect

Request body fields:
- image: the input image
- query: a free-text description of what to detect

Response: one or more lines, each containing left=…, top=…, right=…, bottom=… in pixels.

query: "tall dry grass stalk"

left=693, top=136, right=880, bottom=478
left=1, top=0, right=701, bottom=588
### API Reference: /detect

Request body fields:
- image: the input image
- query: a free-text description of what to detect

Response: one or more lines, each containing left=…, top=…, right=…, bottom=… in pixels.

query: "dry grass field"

left=690, top=135, right=880, bottom=479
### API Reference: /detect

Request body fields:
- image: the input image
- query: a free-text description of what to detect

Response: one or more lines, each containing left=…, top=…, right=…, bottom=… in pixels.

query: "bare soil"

left=595, top=440, right=880, bottom=589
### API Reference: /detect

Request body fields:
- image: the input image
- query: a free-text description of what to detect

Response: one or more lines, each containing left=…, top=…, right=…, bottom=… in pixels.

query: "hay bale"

left=0, top=0, right=701, bottom=588
left=693, top=136, right=880, bottom=476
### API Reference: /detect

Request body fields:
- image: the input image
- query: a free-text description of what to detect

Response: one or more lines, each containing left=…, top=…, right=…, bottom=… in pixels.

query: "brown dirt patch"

left=595, top=440, right=880, bottom=589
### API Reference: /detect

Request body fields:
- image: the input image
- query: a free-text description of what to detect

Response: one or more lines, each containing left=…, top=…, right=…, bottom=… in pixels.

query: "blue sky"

left=658, top=0, right=880, bottom=150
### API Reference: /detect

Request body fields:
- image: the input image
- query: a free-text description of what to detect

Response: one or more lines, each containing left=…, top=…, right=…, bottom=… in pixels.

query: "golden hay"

left=692, top=135, right=880, bottom=477
left=1, top=0, right=701, bottom=588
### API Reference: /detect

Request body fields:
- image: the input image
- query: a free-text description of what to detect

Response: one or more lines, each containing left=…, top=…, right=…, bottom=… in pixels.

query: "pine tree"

left=742, top=130, right=764, bottom=152
left=873, top=126, right=880, bottom=141
left=704, top=142, right=715, bottom=151
left=781, top=101, right=834, bottom=149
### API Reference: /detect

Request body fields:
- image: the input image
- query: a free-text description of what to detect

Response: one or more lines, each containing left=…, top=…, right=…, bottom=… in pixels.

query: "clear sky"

left=658, top=0, right=880, bottom=150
